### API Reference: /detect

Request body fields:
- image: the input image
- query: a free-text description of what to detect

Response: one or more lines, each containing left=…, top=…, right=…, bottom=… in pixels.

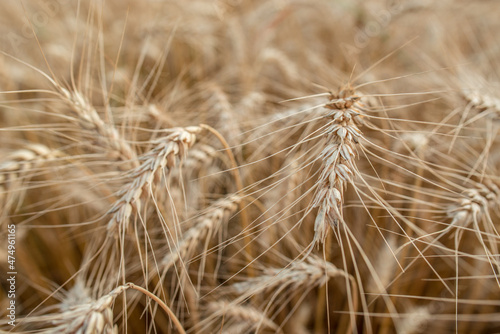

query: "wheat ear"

left=0, top=144, right=61, bottom=223
left=26, top=282, right=185, bottom=334
left=107, top=126, right=201, bottom=235
left=161, top=194, right=241, bottom=271
left=232, top=255, right=350, bottom=296
left=311, top=87, right=366, bottom=245
left=48, top=284, right=128, bottom=334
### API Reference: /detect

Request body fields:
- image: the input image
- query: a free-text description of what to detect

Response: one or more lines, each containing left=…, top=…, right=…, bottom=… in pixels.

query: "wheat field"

left=1, top=0, right=500, bottom=333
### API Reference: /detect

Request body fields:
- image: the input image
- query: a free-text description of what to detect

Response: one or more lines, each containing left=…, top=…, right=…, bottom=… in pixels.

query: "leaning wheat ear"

left=311, top=86, right=367, bottom=246
left=161, top=194, right=241, bottom=272
left=20, top=282, right=185, bottom=334
left=0, top=144, right=61, bottom=225
left=106, top=126, right=201, bottom=237
left=43, top=284, right=129, bottom=334
left=232, top=255, right=350, bottom=298
left=229, top=255, right=356, bottom=332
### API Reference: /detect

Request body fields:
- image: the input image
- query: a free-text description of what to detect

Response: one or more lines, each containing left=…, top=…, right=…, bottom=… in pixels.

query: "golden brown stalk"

left=126, top=283, right=186, bottom=334
left=199, top=124, right=254, bottom=276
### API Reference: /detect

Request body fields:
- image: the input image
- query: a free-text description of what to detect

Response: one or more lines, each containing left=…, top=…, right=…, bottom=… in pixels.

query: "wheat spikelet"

left=15, top=281, right=185, bottom=334
left=107, top=126, right=201, bottom=235
left=204, top=84, right=242, bottom=148
left=311, top=87, right=367, bottom=245
left=227, top=256, right=352, bottom=333
left=366, top=237, right=398, bottom=296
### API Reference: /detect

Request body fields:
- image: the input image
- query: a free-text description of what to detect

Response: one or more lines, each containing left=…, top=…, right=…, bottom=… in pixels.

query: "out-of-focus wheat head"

left=1, top=0, right=500, bottom=333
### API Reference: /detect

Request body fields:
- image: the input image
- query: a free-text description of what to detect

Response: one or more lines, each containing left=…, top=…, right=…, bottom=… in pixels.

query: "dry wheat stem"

left=199, top=123, right=255, bottom=275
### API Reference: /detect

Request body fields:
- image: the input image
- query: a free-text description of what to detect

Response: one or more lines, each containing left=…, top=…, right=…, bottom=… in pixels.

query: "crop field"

left=0, top=1, right=499, bottom=333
